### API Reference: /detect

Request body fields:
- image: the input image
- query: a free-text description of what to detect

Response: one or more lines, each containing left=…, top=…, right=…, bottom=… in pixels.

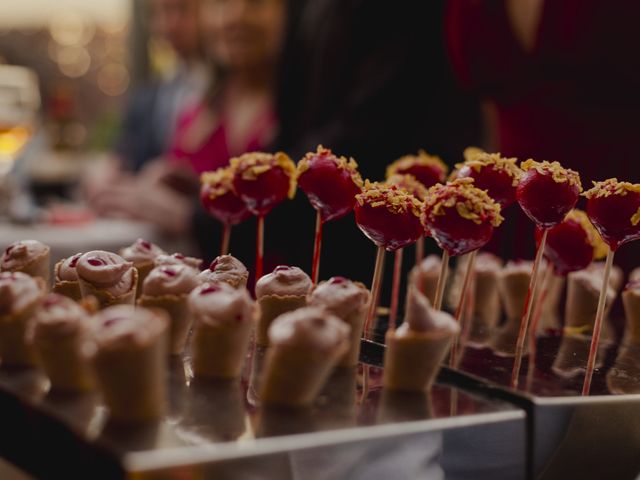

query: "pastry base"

left=256, top=295, right=306, bottom=346
left=33, top=335, right=94, bottom=392
left=191, top=319, right=253, bottom=379
left=78, top=268, right=138, bottom=309
left=138, top=294, right=191, bottom=355
left=337, top=307, right=367, bottom=367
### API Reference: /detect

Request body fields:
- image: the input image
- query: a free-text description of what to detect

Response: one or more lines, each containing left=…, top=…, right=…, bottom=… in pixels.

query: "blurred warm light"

left=56, top=46, right=91, bottom=78
left=0, top=1, right=128, bottom=29
left=97, top=63, right=129, bottom=96
left=0, top=126, right=31, bottom=162
left=49, top=12, right=89, bottom=46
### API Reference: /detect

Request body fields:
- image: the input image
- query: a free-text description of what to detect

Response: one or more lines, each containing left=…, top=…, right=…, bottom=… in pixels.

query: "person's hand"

left=79, top=155, right=130, bottom=206
left=91, top=181, right=193, bottom=236
left=138, top=157, right=200, bottom=194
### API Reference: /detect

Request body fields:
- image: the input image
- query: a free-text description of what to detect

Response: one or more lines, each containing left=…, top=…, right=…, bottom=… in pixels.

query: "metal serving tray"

left=449, top=332, right=640, bottom=480
left=0, top=340, right=525, bottom=480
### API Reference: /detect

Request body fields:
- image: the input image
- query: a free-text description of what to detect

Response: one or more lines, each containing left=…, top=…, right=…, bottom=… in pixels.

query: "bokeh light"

left=97, top=63, right=129, bottom=96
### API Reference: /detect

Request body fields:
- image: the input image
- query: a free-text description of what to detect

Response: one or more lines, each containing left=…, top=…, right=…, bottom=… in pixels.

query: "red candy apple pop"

left=354, top=181, right=424, bottom=337
left=421, top=178, right=504, bottom=363
left=230, top=152, right=297, bottom=283
left=582, top=179, right=640, bottom=395
left=526, top=209, right=606, bottom=386
left=511, top=160, right=582, bottom=388
left=387, top=150, right=448, bottom=264
left=296, top=146, right=363, bottom=284
left=384, top=174, right=429, bottom=330
left=200, top=167, right=252, bottom=255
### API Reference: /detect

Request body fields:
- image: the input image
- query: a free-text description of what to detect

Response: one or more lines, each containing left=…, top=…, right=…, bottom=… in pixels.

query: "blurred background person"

left=445, top=0, right=640, bottom=267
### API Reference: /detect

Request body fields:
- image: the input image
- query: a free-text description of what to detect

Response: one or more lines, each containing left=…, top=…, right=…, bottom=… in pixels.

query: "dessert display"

left=84, top=305, right=169, bottom=423
left=231, top=151, right=297, bottom=281
left=154, top=252, right=203, bottom=270
left=260, top=306, right=350, bottom=407
left=512, top=160, right=581, bottom=386
left=0, top=271, right=46, bottom=366
left=421, top=177, right=503, bottom=316
left=386, top=150, right=448, bottom=189
left=552, top=269, right=618, bottom=378
left=198, top=254, right=249, bottom=289
left=582, top=178, right=640, bottom=394
left=1, top=239, right=51, bottom=286
left=255, top=265, right=312, bottom=345
left=28, top=293, right=94, bottom=391
left=382, top=286, right=458, bottom=391
left=76, top=251, right=138, bottom=308
left=53, top=252, right=83, bottom=300
left=408, top=255, right=442, bottom=305
left=307, top=276, right=371, bottom=367
left=138, top=264, right=201, bottom=355
left=622, top=276, right=640, bottom=346
left=297, top=146, right=363, bottom=283
left=119, top=239, right=166, bottom=299
left=200, top=166, right=252, bottom=255
left=354, top=181, right=424, bottom=331
left=188, top=282, right=256, bottom=378
left=455, top=151, right=522, bottom=208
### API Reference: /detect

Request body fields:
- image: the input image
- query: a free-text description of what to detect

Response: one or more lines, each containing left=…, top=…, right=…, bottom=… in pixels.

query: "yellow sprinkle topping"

left=355, top=180, right=423, bottom=217
left=583, top=179, right=640, bottom=227
left=423, top=178, right=504, bottom=227
left=230, top=151, right=297, bottom=199
left=296, top=145, right=363, bottom=188
left=455, top=151, right=523, bottom=187
left=386, top=149, right=448, bottom=180
left=200, top=166, right=234, bottom=200
left=520, top=159, right=582, bottom=191
left=564, top=209, right=608, bottom=260
left=385, top=174, right=429, bottom=201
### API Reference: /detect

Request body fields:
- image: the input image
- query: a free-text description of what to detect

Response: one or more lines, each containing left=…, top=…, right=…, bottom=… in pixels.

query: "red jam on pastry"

left=1, top=240, right=49, bottom=271
left=142, top=265, right=200, bottom=297
left=355, top=181, right=424, bottom=251
left=536, top=209, right=607, bottom=276
left=297, top=145, right=363, bottom=222
left=516, top=160, right=582, bottom=228
left=200, top=166, right=251, bottom=225
left=120, top=239, right=165, bottom=266
left=230, top=152, right=297, bottom=216
left=76, top=251, right=135, bottom=297
left=421, top=178, right=503, bottom=256
left=386, top=150, right=448, bottom=188
left=56, top=253, right=82, bottom=282
left=198, top=254, right=249, bottom=288
left=584, top=178, right=640, bottom=251
left=455, top=151, right=522, bottom=208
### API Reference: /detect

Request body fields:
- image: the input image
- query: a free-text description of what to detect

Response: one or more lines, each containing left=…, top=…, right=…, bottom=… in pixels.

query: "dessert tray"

left=0, top=339, right=525, bottom=480
left=449, top=332, right=640, bottom=480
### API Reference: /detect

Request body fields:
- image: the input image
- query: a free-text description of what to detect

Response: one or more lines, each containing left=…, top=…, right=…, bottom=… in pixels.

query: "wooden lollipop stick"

left=311, top=211, right=323, bottom=284
left=364, top=245, right=386, bottom=340
left=433, top=251, right=450, bottom=310
left=526, top=262, right=553, bottom=390
left=255, top=215, right=265, bottom=284
left=582, top=248, right=614, bottom=396
left=511, top=229, right=548, bottom=388
left=415, top=237, right=425, bottom=265
left=388, top=248, right=404, bottom=331
left=221, top=223, right=232, bottom=256
left=450, top=250, right=478, bottom=365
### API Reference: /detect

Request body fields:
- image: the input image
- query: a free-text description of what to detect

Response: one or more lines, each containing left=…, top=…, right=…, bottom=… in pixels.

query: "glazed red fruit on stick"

left=387, top=151, right=448, bottom=265
left=582, top=179, right=640, bottom=395
left=511, top=159, right=581, bottom=388
left=200, top=167, right=251, bottom=255
left=385, top=174, right=429, bottom=330
left=355, top=181, right=424, bottom=337
left=455, top=151, right=523, bottom=209
left=297, top=146, right=363, bottom=284
left=421, top=177, right=504, bottom=362
left=231, top=152, right=296, bottom=283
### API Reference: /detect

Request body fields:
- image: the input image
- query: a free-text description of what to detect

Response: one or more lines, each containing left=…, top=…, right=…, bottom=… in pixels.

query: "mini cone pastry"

left=198, top=254, right=249, bottom=289
left=1, top=240, right=51, bottom=287
left=383, top=286, right=458, bottom=391
left=255, top=266, right=312, bottom=346
left=552, top=269, right=616, bottom=378
left=52, top=253, right=83, bottom=301
left=490, top=261, right=532, bottom=357
left=450, top=252, right=502, bottom=346
left=189, top=282, right=256, bottom=379
left=408, top=255, right=441, bottom=305
left=120, top=239, right=166, bottom=299
left=138, top=264, right=200, bottom=355
left=537, top=273, right=565, bottom=333
left=308, top=276, right=370, bottom=367
left=76, top=251, right=138, bottom=309
left=620, top=282, right=640, bottom=346
left=0, top=272, right=46, bottom=366
left=84, top=305, right=168, bottom=423
left=28, top=294, right=94, bottom=391
left=260, top=307, right=350, bottom=407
